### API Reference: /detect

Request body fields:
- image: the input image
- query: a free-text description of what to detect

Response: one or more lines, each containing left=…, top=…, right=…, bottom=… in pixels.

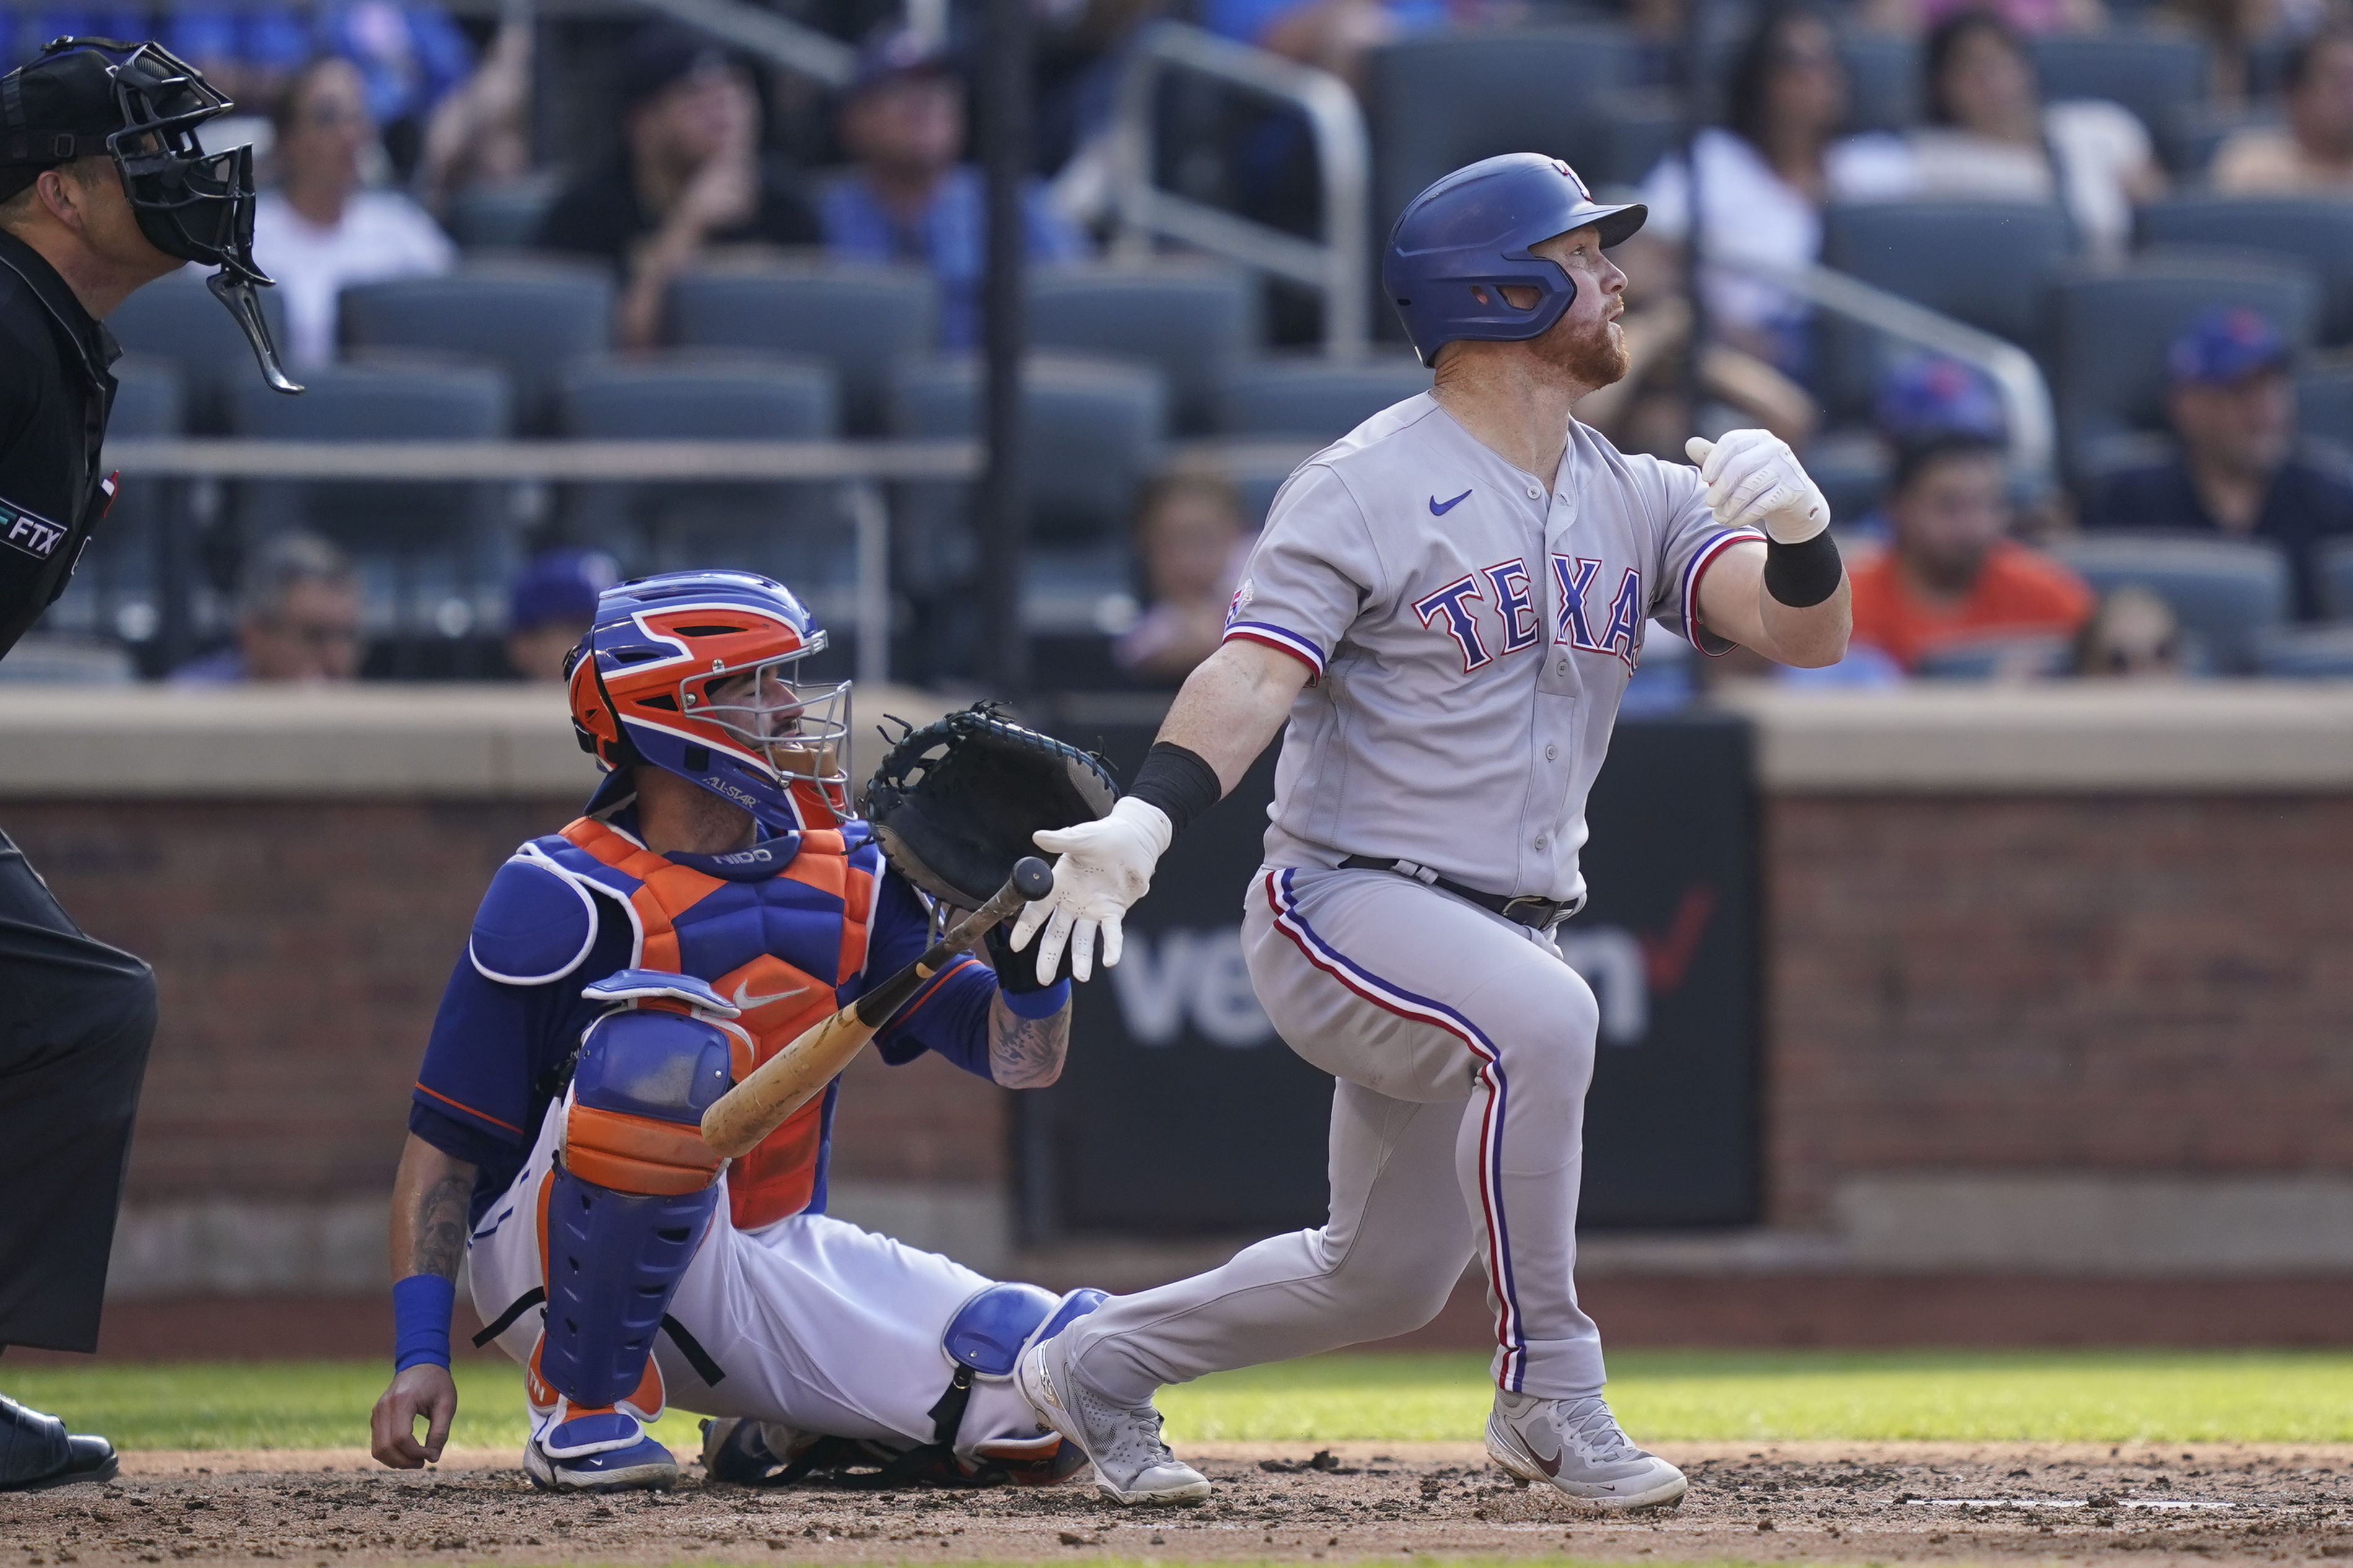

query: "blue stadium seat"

left=2253, top=624, right=2353, bottom=677
left=229, top=357, right=516, bottom=646
left=43, top=355, right=183, bottom=652
left=1368, top=27, right=1650, bottom=235
left=338, top=261, right=612, bottom=435
left=556, top=352, right=845, bottom=590
left=667, top=265, right=939, bottom=437
left=1028, top=264, right=1259, bottom=436
left=2317, top=536, right=2353, bottom=620
left=1839, top=32, right=1922, bottom=133
left=2138, top=198, right=2353, bottom=346
left=2301, top=360, right=2353, bottom=449
left=1911, top=634, right=2072, bottom=680
left=446, top=178, right=558, bottom=251
left=2046, top=533, right=2290, bottom=674
left=2049, top=251, right=2319, bottom=484
left=105, top=266, right=292, bottom=434
left=1220, top=355, right=1432, bottom=442
left=2028, top=31, right=2210, bottom=142
left=1585, top=89, right=1686, bottom=188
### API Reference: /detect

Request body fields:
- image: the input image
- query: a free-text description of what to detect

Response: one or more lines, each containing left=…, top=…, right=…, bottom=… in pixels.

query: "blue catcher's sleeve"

left=862, top=869, right=1001, bottom=1080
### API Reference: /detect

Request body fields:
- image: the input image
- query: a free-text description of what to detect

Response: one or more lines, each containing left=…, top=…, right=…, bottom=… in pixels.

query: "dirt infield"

left=5, top=1441, right=2347, bottom=1566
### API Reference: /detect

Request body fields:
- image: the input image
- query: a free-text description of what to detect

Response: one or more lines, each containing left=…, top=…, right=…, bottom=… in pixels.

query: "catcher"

left=368, top=567, right=1115, bottom=1493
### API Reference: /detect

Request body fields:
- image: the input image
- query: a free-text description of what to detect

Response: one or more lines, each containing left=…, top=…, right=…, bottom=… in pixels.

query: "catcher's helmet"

left=1382, top=152, right=1646, bottom=367
left=0, top=37, right=299, bottom=392
left=566, top=570, right=852, bottom=831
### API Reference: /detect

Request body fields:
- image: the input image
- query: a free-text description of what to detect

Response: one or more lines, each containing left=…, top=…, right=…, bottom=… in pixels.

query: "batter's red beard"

left=1535, top=311, right=1631, bottom=388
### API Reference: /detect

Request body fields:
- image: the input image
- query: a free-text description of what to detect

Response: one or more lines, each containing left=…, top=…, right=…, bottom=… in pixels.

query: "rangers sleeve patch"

left=0, top=498, right=68, bottom=562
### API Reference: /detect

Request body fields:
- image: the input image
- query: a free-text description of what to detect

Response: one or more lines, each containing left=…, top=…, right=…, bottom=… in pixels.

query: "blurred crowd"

left=7, top=0, right=2352, bottom=691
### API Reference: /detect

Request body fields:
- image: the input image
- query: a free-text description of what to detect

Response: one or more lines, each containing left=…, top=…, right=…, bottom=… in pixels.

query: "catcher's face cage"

left=680, top=653, right=853, bottom=799
left=43, top=39, right=300, bottom=393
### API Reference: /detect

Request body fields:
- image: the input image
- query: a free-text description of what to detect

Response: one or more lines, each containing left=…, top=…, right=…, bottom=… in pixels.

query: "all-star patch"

left=0, top=498, right=67, bottom=561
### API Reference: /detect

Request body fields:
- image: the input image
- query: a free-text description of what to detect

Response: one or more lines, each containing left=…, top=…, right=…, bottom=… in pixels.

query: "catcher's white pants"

left=467, top=1101, right=1052, bottom=1453
left=1058, top=864, right=1607, bottom=1403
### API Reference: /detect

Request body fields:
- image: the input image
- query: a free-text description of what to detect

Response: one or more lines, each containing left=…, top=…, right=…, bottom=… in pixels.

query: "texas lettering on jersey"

left=1412, top=554, right=1644, bottom=673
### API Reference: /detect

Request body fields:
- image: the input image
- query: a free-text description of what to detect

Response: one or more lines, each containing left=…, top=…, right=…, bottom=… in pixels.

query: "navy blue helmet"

left=1381, top=153, right=1645, bottom=367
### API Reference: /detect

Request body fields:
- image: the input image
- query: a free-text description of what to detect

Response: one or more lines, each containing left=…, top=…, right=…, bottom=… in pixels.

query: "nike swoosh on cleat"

left=1531, top=1444, right=1562, bottom=1478
left=732, top=979, right=809, bottom=1010
left=1429, top=488, right=1473, bottom=515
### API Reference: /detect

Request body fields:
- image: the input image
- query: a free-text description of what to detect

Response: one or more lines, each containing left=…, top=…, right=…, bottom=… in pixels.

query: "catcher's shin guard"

left=535, top=981, right=736, bottom=1468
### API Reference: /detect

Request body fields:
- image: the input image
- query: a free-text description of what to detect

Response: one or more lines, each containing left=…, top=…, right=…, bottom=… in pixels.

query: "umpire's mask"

left=0, top=37, right=301, bottom=393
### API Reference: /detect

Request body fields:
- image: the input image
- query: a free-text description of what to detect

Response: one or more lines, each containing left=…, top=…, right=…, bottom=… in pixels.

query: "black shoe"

left=0, top=1394, right=118, bottom=1492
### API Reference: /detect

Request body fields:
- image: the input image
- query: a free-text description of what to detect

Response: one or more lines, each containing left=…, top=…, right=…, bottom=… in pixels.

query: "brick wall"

left=1, top=799, right=1006, bottom=1212
left=1765, top=794, right=2353, bottom=1227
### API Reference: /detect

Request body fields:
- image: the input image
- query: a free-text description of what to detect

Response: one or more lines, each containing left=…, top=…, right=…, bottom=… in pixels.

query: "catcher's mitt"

left=861, top=703, right=1119, bottom=911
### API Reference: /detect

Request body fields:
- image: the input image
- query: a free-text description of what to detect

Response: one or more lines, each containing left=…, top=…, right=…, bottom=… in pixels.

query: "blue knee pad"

left=944, top=1283, right=1110, bottom=1380
left=540, top=990, right=735, bottom=1411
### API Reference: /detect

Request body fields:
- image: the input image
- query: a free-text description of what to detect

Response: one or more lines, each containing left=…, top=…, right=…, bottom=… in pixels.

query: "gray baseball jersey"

left=1223, top=393, right=1762, bottom=906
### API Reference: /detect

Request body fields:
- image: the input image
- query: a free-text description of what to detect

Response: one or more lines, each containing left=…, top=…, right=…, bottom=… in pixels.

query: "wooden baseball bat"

left=699, top=856, right=1057, bottom=1158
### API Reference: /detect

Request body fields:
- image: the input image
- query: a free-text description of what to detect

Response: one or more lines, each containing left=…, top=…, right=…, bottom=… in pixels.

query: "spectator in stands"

left=170, top=533, right=365, bottom=684
left=1836, top=353, right=2010, bottom=545
left=818, top=26, right=1089, bottom=353
left=415, top=17, right=534, bottom=216
left=162, top=2, right=313, bottom=123
left=1113, top=473, right=1251, bottom=684
left=1904, top=10, right=2163, bottom=262
left=2211, top=26, right=2353, bottom=193
left=2073, top=584, right=2188, bottom=677
left=314, top=0, right=477, bottom=178
left=2085, top=306, right=2353, bottom=621
left=2160, top=0, right=2329, bottom=107
left=252, top=55, right=454, bottom=370
left=503, top=548, right=615, bottom=683
left=1629, top=7, right=1914, bottom=384
left=1849, top=432, right=2095, bottom=672
left=534, top=23, right=820, bottom=351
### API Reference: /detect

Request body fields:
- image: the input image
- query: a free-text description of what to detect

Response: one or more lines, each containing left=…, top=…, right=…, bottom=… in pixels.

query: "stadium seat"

left=556, top=352, right=845, bottom=590
left=2137, top=198, right=2353, bottom=346
left=105, top=266, right=292, bottom=434
left=44, top=355, right=183, bottom=651
left=1368, top=27, right=1650, bottom=234
left=1220, top=354, right=1433, bottom=442
left=2046, top=533, right=2290, bottom=674
left=2049, top=252, right=2319, bottom=483
left=2300, top=359, right=2353, bottom=447
left=338, top=260, right=612, bottom=435
left=446, top=178, right=558, bottom=251
left=667, top=264, right=938, bottom=437
left=2252, top=623, right=2353, bottom=677
left=2028, top=31, right=2210, bottom=142
left=886, top=354, right=1166, bottom=674
left=1819, top=201, right=2074, bottom=421
left=1584, top=89, right=1686, bottom=188
left=229, top=357, right=515, bottom=649
left=1839, top=32, right=1922, bottom=133
left=1028, top=264, right=1259, bottom=437
left=1911, top=634, right=2072, bottom=680
left=2316, top=536, right=2353, bottom=620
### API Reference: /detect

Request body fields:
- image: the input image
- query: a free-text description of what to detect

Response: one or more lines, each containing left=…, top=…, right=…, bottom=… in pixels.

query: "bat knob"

left=1012, top=856, right=1055, bottom=900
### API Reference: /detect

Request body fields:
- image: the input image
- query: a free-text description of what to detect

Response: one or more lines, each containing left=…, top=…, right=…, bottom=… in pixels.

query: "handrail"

left=99, top=438, right=980, bottom=481
left=1726, top=258, right=2058, bottom=491
left=1107, top=23, right=1371, bottom=359
left=630, top=0, right=856, bottom=85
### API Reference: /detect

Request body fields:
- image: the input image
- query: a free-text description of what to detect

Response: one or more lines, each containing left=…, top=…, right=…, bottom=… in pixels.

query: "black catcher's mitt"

left=861, top=703, right=1119, bottom=912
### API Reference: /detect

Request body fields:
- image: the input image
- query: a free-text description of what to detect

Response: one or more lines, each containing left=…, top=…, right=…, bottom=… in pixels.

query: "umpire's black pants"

left=0, top=826, right=156, bottom=1355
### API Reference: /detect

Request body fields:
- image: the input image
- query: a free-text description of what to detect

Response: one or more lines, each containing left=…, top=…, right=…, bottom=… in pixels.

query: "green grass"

left=8, top=1350, right=2353, bottom=1453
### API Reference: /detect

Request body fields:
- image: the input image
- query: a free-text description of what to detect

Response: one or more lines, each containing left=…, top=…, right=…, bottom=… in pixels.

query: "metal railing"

left=1729, top=258, right=2059, bottom=491
left=1106, top=23, right=1371, bottom=358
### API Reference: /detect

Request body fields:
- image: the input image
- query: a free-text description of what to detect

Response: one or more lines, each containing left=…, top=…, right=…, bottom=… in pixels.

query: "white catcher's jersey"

left=1223, top=393, right=1762, bottom=905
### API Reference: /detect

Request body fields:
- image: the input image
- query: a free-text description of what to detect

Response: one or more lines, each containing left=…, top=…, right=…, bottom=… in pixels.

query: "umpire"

left=0, top=37, right=296, bottom=1491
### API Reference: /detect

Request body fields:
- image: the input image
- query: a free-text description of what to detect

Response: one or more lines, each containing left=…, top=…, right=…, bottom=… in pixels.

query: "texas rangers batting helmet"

left=566, top=569, right=852, bottom=830
left=1382, top=153, right=1647, bottom=366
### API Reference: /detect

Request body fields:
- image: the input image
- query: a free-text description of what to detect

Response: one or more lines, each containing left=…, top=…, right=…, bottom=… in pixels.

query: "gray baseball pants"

left=1060, top=863, right=1607, bottom=1404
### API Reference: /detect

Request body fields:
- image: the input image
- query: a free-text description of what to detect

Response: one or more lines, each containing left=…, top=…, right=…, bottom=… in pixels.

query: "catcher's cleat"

left=0, top=1396, right=117, bottom=1493
left=699, top=1417, right=819, bottom=1485
left=524, top=1409, right=677, bottom=1493
left=1015, top=1330, right=1208, bottom=1505
left=1484, top=1392, right=1686, bottom=1511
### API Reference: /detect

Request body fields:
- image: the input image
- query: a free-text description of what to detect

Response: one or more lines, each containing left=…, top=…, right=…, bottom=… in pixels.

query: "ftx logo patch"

left=0, top=499, right=66, bottom=561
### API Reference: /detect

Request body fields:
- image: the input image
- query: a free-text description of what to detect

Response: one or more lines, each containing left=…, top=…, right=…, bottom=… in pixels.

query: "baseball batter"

left=1006, top=154, right=1852, bottom=1508
left=369, top=569, right=1102, bottom=1493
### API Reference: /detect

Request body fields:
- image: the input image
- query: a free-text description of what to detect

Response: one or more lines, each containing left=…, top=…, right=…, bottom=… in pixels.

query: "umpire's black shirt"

left=0, top=226, right=119, bottom=662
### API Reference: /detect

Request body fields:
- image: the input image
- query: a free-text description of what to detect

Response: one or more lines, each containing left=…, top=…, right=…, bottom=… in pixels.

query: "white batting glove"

left=1008, top=795, right=1173, bottom=984
left=1686, top=431, right=1829, bottom=544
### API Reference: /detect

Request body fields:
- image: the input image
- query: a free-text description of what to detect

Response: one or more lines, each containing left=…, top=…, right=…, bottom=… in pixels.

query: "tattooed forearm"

left=988, top=995, right=1070, bottom=1089
left=410, top=1171, right=474, bottom=1279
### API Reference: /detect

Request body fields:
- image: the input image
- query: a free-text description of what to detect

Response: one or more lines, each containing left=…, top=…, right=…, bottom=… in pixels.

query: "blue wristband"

left=998, top=978, right=1070, bottom=1018
left=392, top=1274, right=456, bottom=1372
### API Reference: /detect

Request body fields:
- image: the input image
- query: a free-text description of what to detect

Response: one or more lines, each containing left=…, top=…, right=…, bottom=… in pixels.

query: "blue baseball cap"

left=1874, top=354, right=2006, bottom=443
left=848, top=24, right=953, bottom=96
left=509, top=549, right=618, bottom=633
left=2166, top=305, right=2291, bottom=387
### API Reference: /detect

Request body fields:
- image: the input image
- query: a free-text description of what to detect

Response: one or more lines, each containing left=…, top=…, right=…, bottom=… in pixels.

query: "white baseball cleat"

left=1484, top=1392, right=1687, bottom=1511
left=1016, top=1331, right=1210, bottom=1505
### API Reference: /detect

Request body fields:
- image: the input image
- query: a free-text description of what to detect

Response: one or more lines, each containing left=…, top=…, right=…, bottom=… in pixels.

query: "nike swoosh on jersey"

left=731, top=979, right=809, bottom=1010
left=1429, top=488, right=1474, bottom=515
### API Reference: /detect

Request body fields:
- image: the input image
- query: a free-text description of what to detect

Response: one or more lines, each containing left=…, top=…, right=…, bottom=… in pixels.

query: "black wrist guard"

left=985, top=919, right=1071, bottom=992
left=1127, top=742, right=1222, bottom=838
left=1764, top=531, right=1844, bottom=608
